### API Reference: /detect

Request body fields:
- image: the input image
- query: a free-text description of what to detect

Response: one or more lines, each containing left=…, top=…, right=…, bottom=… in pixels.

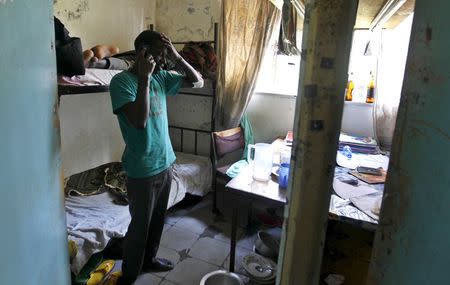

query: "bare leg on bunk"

left=91, top=45, right=120, bottom=61
left=83, top=45, right=120, bottom=68
left=83, top=49, right=95, bottom=67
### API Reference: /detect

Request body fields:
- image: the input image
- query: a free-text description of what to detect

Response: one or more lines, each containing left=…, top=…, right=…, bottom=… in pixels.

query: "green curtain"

left=240, top=113, right=255, bottom=160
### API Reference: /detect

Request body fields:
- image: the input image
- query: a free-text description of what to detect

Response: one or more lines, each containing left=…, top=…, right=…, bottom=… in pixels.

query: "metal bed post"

left=166, top=22, right=220, bottom=214
left=212, top=22, right=220, bottom=215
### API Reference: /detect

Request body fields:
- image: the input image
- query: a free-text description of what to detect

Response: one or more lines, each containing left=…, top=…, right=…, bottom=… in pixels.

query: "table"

left=225, top=165, right=384, bottom=272
left=225, top=166, right=287, bottom=272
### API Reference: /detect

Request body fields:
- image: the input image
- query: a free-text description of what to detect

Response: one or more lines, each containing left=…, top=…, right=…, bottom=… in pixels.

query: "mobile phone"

left=356, top=166, right=382, bottom=176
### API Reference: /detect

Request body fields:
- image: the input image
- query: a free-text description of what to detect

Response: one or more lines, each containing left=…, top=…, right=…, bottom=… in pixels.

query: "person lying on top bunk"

left=109, top=30, right=203, bottom=285
left=83, top=44, right=189, bottom=78
left=84, top=43, right=217, bottom=79
left=55, top=15, right=216, bottom=81
left=84, top=46, right=137, bottom=70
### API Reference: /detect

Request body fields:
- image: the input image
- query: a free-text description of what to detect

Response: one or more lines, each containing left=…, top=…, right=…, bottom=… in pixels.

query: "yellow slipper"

left=86, top=259, right=116, bottom=285
left=68, top=240, right=78, bottom=262
left=102, top=271, right=122, bottom=285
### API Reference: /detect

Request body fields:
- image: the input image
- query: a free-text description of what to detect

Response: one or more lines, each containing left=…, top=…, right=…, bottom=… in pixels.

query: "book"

left=285, top=131, right=293, bottom=146
left=339, top=133, right=377, bottom=146
left=349, top=170, right=387, bottom=184
left=339, top=133, right=379, bottom=154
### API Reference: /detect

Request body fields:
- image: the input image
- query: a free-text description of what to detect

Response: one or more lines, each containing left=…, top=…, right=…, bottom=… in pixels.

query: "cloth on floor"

left=226, top=160, right=248, bottom=178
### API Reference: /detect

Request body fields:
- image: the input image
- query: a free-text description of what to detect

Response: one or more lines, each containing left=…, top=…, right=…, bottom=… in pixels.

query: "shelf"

left=344, top=101, right=375, bottom=106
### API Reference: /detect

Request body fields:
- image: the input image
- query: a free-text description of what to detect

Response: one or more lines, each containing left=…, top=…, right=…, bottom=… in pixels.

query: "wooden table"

left=225, top=165, right=287, bottom=272
left=225, top=165, right=383, bottom=272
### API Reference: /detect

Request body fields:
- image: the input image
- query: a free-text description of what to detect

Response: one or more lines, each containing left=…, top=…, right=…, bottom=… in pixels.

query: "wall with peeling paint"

left=368, top=0, right=450, bottom=283
left=54, top=0, right=156, bottom=51
left=53, top=0, right=220, bottom=51
left=0, top=1, right=70, bottom=284
left=155, top=0, right=220, bottom=42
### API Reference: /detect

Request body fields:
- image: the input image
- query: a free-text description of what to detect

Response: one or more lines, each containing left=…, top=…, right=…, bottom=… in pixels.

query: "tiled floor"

left=110, top=194, right=276, bottom=285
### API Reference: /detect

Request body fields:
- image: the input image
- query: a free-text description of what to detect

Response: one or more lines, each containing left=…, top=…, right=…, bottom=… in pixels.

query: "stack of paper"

left=339, top=133, right=379, bottom=154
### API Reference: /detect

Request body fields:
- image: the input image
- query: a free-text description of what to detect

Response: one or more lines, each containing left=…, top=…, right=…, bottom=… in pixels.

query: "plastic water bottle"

left=279, top=163, right=290, bottom=189
left=342, top=145, right=352, bottom=160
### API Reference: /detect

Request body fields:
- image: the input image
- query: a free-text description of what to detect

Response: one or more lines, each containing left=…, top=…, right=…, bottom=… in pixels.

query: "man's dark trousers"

left=120, top=167, right=172, bottom=283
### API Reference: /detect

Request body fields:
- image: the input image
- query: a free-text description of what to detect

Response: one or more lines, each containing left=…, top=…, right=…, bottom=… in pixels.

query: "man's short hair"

left=134, top=30, right=162, bottom=51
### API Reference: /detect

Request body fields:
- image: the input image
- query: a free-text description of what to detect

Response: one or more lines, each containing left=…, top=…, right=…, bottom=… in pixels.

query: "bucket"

left=199, top=270, right=244, bottom=285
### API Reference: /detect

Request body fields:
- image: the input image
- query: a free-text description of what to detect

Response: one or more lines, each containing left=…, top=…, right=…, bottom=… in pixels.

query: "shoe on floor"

left=142, top=257, right=174, bottom=272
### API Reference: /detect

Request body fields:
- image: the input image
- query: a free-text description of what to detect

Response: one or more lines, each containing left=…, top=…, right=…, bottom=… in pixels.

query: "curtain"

left=215, top=0, right=281, bottom=130
left=278, top=0, right=301, bottom=55
left=375, top=15, right=414, bottom=149
left=240, top=114, right=254, bottom=160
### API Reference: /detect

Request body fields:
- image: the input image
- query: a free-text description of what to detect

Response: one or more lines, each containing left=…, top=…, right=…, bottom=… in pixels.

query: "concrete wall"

left=0, top=2, right=70, bottom=284
left=246, top=93, right=297, bottom=143
left=376, top=15, right=413, bottom=147
left=54, top=0, right=156, bottom=51
left=60, top=93, right=124, bottom=178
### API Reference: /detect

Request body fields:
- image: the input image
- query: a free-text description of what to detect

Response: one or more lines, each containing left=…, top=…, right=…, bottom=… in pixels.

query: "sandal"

left=86, top=259, right=116, bottom=285
left=101, top=271, right=122, bottom=285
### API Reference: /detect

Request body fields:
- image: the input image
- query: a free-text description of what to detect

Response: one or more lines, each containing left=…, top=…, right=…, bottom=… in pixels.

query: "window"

left=254, top=30, right=302, bottom=96
left=255, top=52, right=301, bottom=96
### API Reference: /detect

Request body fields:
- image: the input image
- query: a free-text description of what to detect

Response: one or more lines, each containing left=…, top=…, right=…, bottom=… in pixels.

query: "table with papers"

left=330, top=152, right=389, bottom=231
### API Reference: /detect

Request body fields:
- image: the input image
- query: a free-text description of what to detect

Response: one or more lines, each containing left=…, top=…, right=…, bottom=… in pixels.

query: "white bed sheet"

left=58, top=68, right=121, bottom=86
left=66, top=192, right=130, bottom=274
left=67, top=152, right=212, bottom=274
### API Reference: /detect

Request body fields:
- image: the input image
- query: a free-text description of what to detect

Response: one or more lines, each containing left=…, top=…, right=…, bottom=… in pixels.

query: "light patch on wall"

left=0, top=0, right=14, bottom=5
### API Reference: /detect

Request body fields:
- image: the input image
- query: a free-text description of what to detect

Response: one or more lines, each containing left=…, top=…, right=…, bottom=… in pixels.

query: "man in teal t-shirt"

left=109, top=30, right=203, bottom=285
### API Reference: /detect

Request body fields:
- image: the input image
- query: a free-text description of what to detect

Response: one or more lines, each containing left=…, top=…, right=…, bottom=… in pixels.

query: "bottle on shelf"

left=345, top=72, right=354, bottom=101
left=366, top=71, right=375, bottom=103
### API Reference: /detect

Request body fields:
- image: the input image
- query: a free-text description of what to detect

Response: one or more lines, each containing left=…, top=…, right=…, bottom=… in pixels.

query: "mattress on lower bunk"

left=66, top=152, right=212, bottom=274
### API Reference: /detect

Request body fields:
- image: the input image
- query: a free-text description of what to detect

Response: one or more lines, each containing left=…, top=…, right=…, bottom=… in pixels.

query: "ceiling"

left=355, top=0, right=415, bottom=29
left=294, top=0, right=415, bottom=29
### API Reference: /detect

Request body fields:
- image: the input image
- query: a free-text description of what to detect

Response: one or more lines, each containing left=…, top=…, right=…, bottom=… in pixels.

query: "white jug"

left=247, top=143, right=273, bottom=182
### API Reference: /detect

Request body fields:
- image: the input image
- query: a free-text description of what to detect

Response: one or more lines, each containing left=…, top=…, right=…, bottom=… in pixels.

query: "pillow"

left=214, top=130, right=245, bottom=159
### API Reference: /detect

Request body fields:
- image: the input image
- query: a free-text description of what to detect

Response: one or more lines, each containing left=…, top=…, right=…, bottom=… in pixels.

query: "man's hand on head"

left=136, top=48, right=156, bottom=81
left=160, top=33, right=181, bottom=62
left=158, top=32, right=203, bottom=87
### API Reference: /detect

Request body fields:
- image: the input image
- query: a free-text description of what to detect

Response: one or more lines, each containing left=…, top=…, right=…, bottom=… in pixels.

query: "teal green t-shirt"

left=109, top=70, right=183, bottom=178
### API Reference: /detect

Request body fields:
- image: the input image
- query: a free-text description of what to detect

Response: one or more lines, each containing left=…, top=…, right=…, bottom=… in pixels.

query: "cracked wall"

left=155, top=0, right=220, bottom=42
left=54, top=0, right=156, bottom=51
left=53, top=0, right=220, bottom=51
